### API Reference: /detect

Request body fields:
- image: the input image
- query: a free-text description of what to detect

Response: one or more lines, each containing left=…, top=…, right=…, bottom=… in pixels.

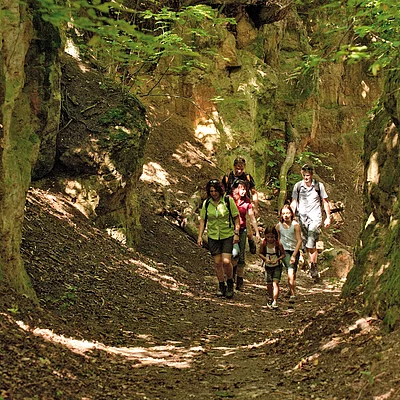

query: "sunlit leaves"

left=36, top=0, right=234, bottom=89
left=295, top=0, right=400, bottom=76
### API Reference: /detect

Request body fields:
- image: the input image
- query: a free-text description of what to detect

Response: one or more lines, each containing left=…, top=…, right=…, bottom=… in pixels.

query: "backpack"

left=222, top=172, right=251, bottom=196
left=204, top=195, right=234, bottom=228
left=260, top=239, right=282, bottom=257
left=260, top=239, right=282, bottom=269
left=294, top=179, right=322, bottom=203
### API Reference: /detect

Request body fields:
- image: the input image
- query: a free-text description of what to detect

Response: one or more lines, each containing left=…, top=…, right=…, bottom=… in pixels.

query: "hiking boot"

left=289, top=296, right=296, bottom=304
left=271, top=300, right=278, bottom=309
left=248, top=238, right=257, bottom=254
left=226, top=278, right=234, bottom=298
left=233, top=265, right=238, bottom=282
left=236, top=276, right=244, bottom=291
left=217, top=281, right=226, bottom=297
left=310, top=262, right=319, bottom=279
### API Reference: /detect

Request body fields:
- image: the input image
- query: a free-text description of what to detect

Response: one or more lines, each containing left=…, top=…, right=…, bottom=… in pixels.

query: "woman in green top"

left=197, top=179, right=240, bottom=298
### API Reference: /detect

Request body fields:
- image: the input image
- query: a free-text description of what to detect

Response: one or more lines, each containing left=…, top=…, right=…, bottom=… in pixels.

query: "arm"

left=251, top=187, right=259, bottom=217
left=323, top=198, right=331, bottom=228
left=277, top=243, right=286, bottom=262
left=233, top=215, right=240, bottom=243
left=290, top=198, right=298, bottom=216
left=248, top=208, right=260, bottom=242
left=197, top=218, right=205, bottom=247
left=258, top=241, right=268, bottom=263
left=229, top=197, right=241, bottom=243
left=275, top=223, right=281, bottom=241
left=291, top=223, right=302, bottom=265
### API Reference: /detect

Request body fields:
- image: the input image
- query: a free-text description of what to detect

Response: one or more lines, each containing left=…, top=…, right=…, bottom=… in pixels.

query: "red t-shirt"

left=233, top=196, right=252, bottom=230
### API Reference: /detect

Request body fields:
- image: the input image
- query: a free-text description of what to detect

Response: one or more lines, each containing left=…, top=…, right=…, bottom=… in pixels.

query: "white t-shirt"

left=292, top=180, right=328, bottom=223
left=279, top=221, right=299, bottom=251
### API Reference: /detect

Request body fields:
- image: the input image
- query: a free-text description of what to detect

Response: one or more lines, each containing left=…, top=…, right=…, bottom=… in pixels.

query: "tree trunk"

left=277, top=121, right=299, bottom=210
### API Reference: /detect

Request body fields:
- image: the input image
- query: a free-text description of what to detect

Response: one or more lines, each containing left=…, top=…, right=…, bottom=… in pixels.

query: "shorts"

left=299, top=218, right=321, bottom=249
left=282, top=251, right=300, bottom=274
left=264, top=264, right=282, bottom=283
left=209, top=236, right=234, bottom=257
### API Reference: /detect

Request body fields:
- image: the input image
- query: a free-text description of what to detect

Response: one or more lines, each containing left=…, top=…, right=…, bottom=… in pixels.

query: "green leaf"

left=215, top=391, right=234, bottom=398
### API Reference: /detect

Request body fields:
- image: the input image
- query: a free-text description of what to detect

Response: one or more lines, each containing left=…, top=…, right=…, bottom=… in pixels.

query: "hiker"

left=222, top=157, right=259, bottom=254
left=197, top=179, right=240, bottom=298
left=290, top=164, right=331, bottom=281
left=276, top=204, right=302, bottom=303
left=230, top=180, right=261, bottom=290
left=259, top=225, right=285, bottom=309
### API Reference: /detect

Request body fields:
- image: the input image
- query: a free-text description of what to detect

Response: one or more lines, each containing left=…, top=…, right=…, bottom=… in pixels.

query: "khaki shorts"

left=264, top=264, right=283, bottom=283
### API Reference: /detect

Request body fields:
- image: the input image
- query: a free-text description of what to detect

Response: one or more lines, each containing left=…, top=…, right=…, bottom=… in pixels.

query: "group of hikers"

left=197, top=157, right=332, bottom=308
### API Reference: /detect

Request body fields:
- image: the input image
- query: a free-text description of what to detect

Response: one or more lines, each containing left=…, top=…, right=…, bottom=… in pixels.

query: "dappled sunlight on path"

left=13, top=317, right=203, bottom=369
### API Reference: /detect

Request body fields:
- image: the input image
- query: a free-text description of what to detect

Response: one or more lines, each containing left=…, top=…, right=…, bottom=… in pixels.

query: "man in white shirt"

left=290, top=164, right=331, bottom=281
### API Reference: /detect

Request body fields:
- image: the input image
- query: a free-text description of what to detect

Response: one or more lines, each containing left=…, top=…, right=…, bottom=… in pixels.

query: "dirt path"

left=1, top=111, right=399, bottom=399
left=2, top=188, right=398, bottom=400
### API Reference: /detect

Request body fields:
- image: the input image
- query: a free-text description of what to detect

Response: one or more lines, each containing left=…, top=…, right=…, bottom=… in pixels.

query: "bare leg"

left=222, top=253, right=233, bottom=279
left=308, top=247, right=318, bottom=263
left=213, top=255, right=224, bottom=282
left=287, top=269, right=296, bottom=296
left=267, top=283, right=273, bottom=299
left=273, top=281, right=280, bottom=303
left=307, top=248, right=319, bottom=280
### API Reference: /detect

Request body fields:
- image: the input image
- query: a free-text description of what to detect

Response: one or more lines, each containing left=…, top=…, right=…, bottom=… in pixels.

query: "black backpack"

left=204, top=195, right=234, bottom=227
left=222, top=172, right=251, bottom=196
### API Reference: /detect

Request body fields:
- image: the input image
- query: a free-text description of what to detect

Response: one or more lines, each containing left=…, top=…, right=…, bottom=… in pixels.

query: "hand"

left=197, top=237, right=203, bottom=247
left=269, top=255, right=278, bottom=265
left=324, top=216, right=331, bottom=228
left=234, top=234, right=239, bottom=244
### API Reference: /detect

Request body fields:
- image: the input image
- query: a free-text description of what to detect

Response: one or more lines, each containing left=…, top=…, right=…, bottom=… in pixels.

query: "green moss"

left=380, top=157, right=397, bottom=192
left=100, top=107, right=128, bottom=125
left=342, top=128, right=364, bottom=156
left=29, top=133, right=40, bottom=144
left=342, top=222, right=382, bottom=297
left=292, top=110, right=314, bottom=132
left=383, top=306, right=400, bottom=331
left=251, top=33, right=265, bottom=59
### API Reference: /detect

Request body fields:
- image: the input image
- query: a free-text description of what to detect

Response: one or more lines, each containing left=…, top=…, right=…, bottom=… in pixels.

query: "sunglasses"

left=208, top=179, right=219, bottom=185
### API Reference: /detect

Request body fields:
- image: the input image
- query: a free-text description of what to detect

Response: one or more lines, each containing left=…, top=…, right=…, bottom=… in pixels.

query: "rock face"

left=35, top=54, right=149, bottom=247
left=0, top=2, right=60, bottom=297
left=343, top=60, right=400, bottom=328
left=142, top=2, right=382, bottom=249
left=0, top=4, right=149, bottom=295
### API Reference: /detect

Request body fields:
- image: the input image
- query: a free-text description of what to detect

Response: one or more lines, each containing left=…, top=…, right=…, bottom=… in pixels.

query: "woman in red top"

left=231, top=180, right=260, bottom=290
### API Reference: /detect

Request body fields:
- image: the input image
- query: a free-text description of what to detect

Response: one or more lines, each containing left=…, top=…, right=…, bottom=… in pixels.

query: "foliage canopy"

left=296, top=0, right=400, bottom=75
left=36, top=0, right=235, bottom=90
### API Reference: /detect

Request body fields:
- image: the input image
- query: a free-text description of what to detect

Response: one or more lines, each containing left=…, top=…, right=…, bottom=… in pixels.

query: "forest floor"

left=1, top=184, right=400, bottom=400
left=1, top=58, right=400, bottom=399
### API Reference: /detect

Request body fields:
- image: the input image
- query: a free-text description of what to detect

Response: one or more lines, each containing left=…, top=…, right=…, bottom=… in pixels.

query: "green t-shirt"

left=200, top=195, right=239, bottom=240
